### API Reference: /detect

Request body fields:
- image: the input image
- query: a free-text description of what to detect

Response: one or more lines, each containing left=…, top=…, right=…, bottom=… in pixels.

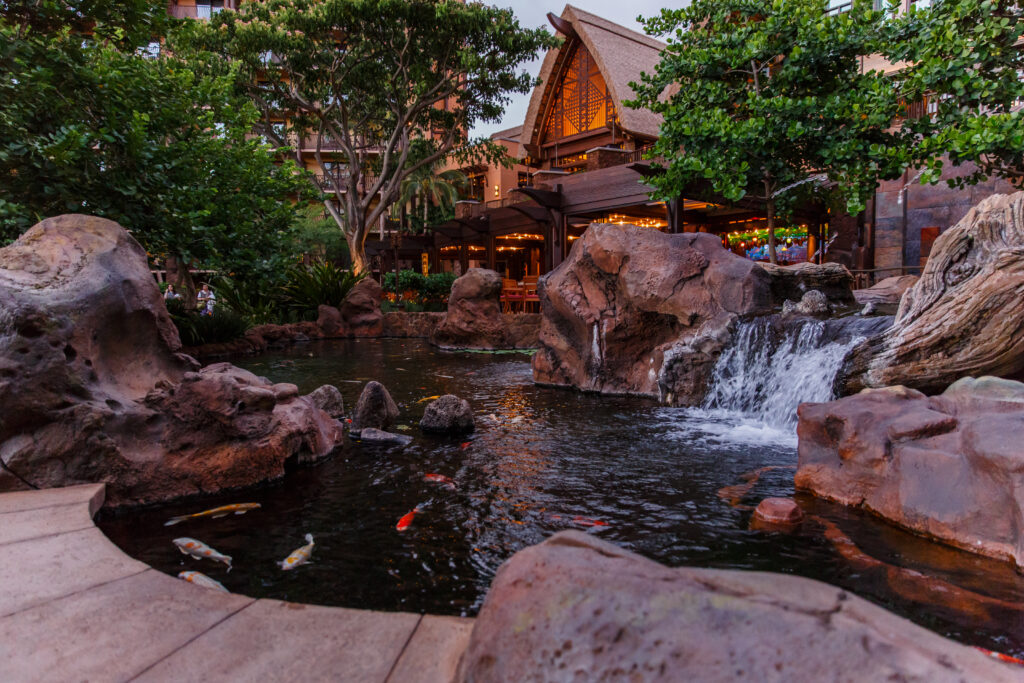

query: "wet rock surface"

left=306, top=384, right=345, bottom=418
left=841, top=192, right=1024, bottom=394
left=430, top=268, right=538, bottom=350
left=781, top=289, right=830, bottom=317
left=752, top=497, right=804, bottom=527
left=853, top=274, right=919, bottom=306
left=350, top=427, right=412, bottom=446
left=797, top=376, right=1024, bottom=569
left=456, top=531, right=1015, bottom=682
left=532, top=224, right=771, bottom=405
left=0, top=215, right=343, bottom=506
left=419, top=395, right=474, bottom=434
left=351, top=381, right=399, bottom=432
left=383, top=311, right=444, bottom=338
left=759, top=261, right=856, bottom=307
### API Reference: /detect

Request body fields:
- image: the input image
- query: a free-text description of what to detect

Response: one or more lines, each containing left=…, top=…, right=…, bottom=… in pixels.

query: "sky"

left=469, top=0, right=673, bottom=138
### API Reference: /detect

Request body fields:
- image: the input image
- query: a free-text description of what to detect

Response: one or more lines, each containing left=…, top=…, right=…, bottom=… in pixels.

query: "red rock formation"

left=532, top=224, right=772, bottom=405
left=752, top=497, right=804, bottom=527
left=430, top=268, right=538, bottom=350
left=0, top=215, right=343, bottom=506
left=797, top=376, right=1024, bottom=569
left=456, top=531, right=1014, bottom=682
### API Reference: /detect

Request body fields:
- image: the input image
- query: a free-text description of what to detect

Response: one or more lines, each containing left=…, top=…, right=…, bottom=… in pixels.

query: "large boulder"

left=852, top=274, right=919, bottom=306
left=420, top=395, right=474, bottom=434
left=758, top=261, right=856, bottom=307
left=456, top=531, right=1014, bottom=682
left=796, top=376, right=1024, bottom=569
left=317, top=278, right=385, bottom=338
left=305, top=384, right=345, bottom=418
left=532, top=224, right=772, bottom=405
left=840, top=192, right=1024, bottom=394
left=431, top=268, right=517, bottom=350
left=382, top=311, right=445, bottom=338
left=351, top=381, right=399, bottom=433
left=0, top=215, right=343, bottom=506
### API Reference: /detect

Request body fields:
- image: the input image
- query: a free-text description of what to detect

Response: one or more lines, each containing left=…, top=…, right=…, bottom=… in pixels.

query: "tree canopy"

left=174, top=0, right=556, bottom=274
left=629, top=0, right=906, bottom=263
left=0, top=0, right=307, bottom=291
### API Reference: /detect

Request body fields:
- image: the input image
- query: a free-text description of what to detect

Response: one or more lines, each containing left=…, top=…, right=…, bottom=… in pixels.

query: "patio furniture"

left=522, top=275, right=540, bottom=313
left=502, top=278, right=524, bottom=313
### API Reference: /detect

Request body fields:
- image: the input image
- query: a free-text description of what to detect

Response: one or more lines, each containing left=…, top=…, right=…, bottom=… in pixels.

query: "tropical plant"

left=173, top=0, right=555, bottom=274
left=628, top=0, right=907, bottom=263
left=280, top=259, right=364, bottom=321
left=397, top=160, right=469, bottom=231
left=213, top=276, right=281, bottom=326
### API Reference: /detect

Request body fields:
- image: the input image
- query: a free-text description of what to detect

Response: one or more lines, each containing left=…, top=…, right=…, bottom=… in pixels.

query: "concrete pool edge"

left=0, top=483, right=472, bottom=682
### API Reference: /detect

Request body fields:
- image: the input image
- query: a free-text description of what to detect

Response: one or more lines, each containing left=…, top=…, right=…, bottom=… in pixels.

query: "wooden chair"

left=522, top=275, right=540, bottom=313
left=501, top=278, right=524, bottom=313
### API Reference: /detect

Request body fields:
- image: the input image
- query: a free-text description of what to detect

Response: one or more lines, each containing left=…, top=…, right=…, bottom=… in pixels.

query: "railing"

left=316, top=167, right=378, bottom=193
left=624, top=144, right=656, bottom=164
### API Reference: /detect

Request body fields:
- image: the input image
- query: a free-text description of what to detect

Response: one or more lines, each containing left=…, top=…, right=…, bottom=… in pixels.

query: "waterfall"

left=700, top=317, right=866, bottom=430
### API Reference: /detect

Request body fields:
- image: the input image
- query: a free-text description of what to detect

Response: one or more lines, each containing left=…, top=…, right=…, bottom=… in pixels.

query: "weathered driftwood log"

left=839, top=192, right=1024, bottom=394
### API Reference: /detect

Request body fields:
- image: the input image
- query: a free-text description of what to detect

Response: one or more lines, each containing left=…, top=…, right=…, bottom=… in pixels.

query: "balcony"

left=167, top=2, right=236, bottom=20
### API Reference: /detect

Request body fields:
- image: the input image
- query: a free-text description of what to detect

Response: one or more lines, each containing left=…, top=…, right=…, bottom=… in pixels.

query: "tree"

left=628, top=0, right=907, bottom=263
left=174, top=0, right=555, bottom=274
left=0, top=0, right=307, bottom=297
left=883, top=0, right=1024, bottom=188
left=397, top=163, right=468, bottom=231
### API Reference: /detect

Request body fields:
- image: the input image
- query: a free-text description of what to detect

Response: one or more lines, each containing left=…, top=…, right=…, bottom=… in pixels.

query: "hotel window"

left=541, top=43, right=613, bottom=143
left=196, top=1, right=225, bottom=19
left=517, top=172, right=530, bottom=188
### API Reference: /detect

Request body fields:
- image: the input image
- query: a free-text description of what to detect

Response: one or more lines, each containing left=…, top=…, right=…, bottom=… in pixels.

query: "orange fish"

left=396, top=506, right=423, bottom=532
left=460, top=442, right=471, bottom=449
left=424, top=474, right=456, bottom=490
left=572, top=516, right=609, bottom=527
left=975, top=647, right=1024, bottom=666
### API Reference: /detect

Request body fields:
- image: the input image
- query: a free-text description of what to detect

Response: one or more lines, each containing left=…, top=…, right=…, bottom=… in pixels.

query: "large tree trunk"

left=164, top=253, right=196, bottom=304
left=766, top=199, right=778, bottom=265
left=324, top=198, right=370, bottom=275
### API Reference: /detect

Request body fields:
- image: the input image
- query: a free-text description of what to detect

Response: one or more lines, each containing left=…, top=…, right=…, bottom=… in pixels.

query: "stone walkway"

left=0, top=484, right=473, bottom=682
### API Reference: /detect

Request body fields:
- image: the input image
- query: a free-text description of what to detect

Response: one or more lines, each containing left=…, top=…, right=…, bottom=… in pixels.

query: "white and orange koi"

left=424, top=474, right=456, bottom=490
left=279, top=533, right=315, bottom=570
left=173, top=537, right=233, bottom=571
left=164, top=503, right=261, bottom=527
left=178, top=570, right=228, bottom=593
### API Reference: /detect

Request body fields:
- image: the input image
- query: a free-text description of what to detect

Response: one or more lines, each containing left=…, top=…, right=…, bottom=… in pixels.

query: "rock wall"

left=456, top=531, right=1015, bottom=682
left=841, top=192, right=1024, bottom=394
left=532, top=224, right=772, bottom=405
left=0, top=215, right=343, bottom=506
left=758, top=261, right=856, bottom=307
left=431, top=268, right=539, bottom=350
left=796, top=376, right=1024, bottom=569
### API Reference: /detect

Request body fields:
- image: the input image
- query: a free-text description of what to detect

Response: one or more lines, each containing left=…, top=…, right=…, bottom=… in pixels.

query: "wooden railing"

left=624, top=144, right=656, bottom=164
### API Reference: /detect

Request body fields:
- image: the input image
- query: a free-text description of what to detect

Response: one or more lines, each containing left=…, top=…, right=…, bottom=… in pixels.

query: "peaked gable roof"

left=520, top=4, right=666, bottom=154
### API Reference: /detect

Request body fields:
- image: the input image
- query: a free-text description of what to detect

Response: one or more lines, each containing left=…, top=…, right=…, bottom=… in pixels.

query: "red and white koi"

left=173, top=537, right=233, bottom=571
left=550, top=514, right=609, bottom=528
left=396, top=506, right=424, bottom=532
left=279, top=533, right=315, bottom=570
left=164, top=503, right=261, bottom=527
left=178, top=570, right=228, bottom=593
left=424, top=474, right=456, bottom=490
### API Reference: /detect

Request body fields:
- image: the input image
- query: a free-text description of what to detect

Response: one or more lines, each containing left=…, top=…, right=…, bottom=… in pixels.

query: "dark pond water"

left=99, top=339, right=1024, bottom=657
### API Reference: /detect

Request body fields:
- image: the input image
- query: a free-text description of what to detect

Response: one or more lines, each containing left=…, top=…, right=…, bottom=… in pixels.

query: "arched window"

left=541, top=43, right=613, bottom=143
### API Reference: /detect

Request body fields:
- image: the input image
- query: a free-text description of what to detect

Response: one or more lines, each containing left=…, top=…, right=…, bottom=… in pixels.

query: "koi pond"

left=99, top=338, right=1024, bottom=657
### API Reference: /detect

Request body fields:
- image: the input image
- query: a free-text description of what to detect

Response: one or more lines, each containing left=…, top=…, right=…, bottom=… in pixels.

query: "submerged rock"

left=532, top=224, right=772, bottom=406
left=752, top=497, right=804, bottom=528
left=841, top=192, right=1024, bottom=394
left=351, top=381, right=399, bottom=432
left=420, top=395, right=474, bottom=434
left=797, top=376, right=1024, bottom=569
left=306, top=384, right=345, bottom=419
left=456, top=531, right=1013, bottom=682
left=0, top=215, right=343, bottom=506
left=350, top=427, right=411, bottom=445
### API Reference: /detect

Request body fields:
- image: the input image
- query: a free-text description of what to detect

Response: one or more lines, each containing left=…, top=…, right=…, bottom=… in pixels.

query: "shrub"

left=166, top=298, right=251, bottom=346
left=213, top=275, right=281, bottom=325
left=281, top=258, right=364, bottom=321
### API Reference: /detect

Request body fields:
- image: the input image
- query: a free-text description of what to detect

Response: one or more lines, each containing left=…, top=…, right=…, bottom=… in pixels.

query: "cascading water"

left=700, top=316, right=869, bottom=431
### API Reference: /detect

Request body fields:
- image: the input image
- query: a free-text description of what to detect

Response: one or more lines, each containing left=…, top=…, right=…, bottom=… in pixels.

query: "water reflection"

left=98, top=339, right=1024, bottom=656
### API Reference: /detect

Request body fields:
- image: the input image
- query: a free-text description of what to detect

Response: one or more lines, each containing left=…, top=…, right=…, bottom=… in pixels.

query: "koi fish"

left=164, top=503, right=261, bottom=527
left=173, top=538, right=233, bottom=571
left=974, top=647, right=1024, bottom=666
left=396, top=506, right=424, bottom=532
left=417, top=395, right=441, bottom=403
left=424, top=473, right=456, bottom=490
left=550, top=515, right=609, bottom=528
left=178, top=570, right=228, bottom=593
left=460, top=441, right=471, bottom=449
left=279, top=533, right=315, bottom=571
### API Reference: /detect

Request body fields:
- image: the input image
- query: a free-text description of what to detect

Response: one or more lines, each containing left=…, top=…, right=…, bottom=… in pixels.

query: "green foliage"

left=166, top=296, right=249, bottom=346
left=382, top=269, right=455, bottom=304
left=291, top=204, right=350, bottom=264
left=173, top=0, right=556, bottom=273
left=882, top=0, right=1024, bottom=187
left=629, top=0, right=907, bottom=262
left=213, top=276, right=281, bottom=326
left=280, top=259, right=364, bottom=321
left=0, top=0, right=308, bottom=286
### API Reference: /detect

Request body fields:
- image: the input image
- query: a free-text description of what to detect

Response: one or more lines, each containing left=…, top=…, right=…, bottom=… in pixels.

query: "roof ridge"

left=563, top=4, right=666, bottom=51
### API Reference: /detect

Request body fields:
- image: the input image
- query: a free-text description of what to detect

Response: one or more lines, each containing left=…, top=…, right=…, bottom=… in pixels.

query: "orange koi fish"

left=178, top=570, right=228, bottom=593
left=550, top=514, right=609, bottom=528
left=460, top=442, right=471, bottom=450
left=417, top=395, right=442, bottom=403
left=279, top=533, right=315, bottom=571
left=424, top=474, right=456, bottom=490
left=396, top=506, right=424, bottom=532
left=974, top=647, right=1024, bottom=666
left=164, top=503, right=261, bottom=527
left=173, top=537, right=232, bottom=571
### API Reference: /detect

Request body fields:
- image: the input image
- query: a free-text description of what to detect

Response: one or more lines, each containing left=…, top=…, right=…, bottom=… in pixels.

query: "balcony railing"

left=624, top=144, right=656, bottom=165
left=315, top=167, right=378, bottom=193
left=167, top=2, right=236, bottom=20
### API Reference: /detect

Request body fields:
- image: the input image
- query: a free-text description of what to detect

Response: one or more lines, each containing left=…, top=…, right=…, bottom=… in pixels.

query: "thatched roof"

left=520, top=4, right=666, bottom=153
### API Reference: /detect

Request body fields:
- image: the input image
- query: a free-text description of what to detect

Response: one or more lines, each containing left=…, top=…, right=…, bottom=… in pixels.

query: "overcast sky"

left=469, top=1, right=673, bottom=138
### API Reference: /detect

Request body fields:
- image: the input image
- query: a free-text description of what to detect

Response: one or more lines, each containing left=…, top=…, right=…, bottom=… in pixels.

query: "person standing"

left=197, top=284, right=216, bottom=315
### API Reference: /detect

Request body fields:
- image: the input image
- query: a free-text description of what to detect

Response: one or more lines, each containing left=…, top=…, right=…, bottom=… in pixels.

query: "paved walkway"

left=0, top=484, right=473, bottom=682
